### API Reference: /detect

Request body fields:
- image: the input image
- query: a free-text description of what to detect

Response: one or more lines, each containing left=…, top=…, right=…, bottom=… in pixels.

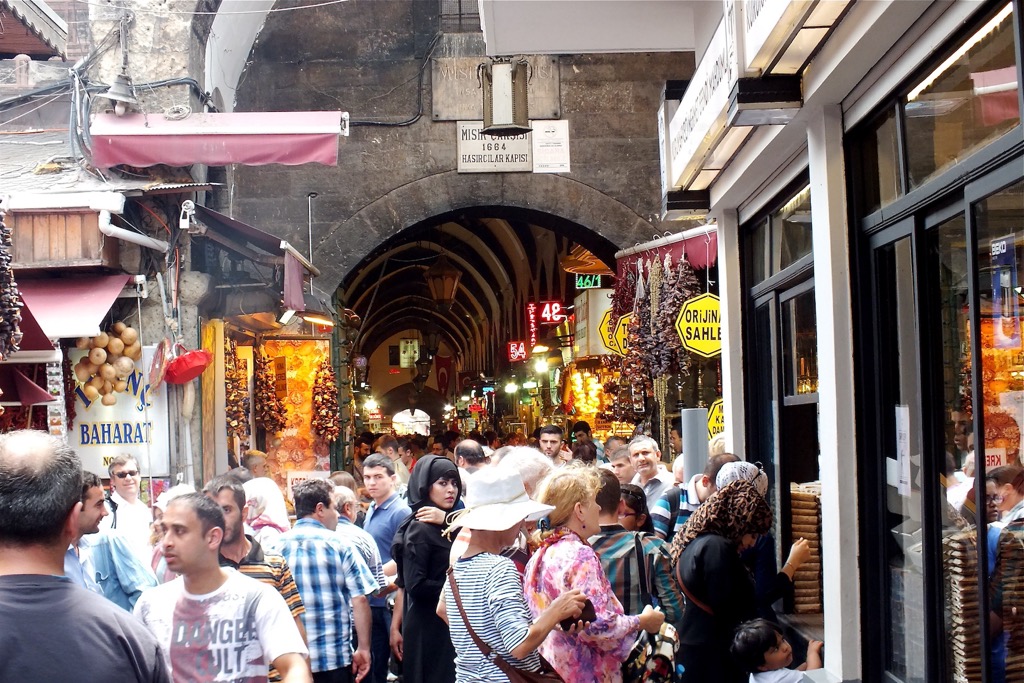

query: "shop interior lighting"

left=522, top=380, right=538, bottom=390
left=443, top=404, right=454, bottom=412
left=364, top=398, right=378, bottom=410
left=534, top=358, right=549, bottom=374
left=299, top=291, right=335, bottom=328
left=504, top=381, right=519, bottom=394
left=278, top=308, right=296, bottom=325
left=908, top=3, right=1012, bottom=102
left=460, top=394, right=471, bottom=401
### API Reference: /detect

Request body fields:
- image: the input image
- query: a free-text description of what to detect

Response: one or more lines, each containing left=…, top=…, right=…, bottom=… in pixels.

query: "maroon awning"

left=0, top=365, right=55, bottom=405
left=18, top=274, right=131, bottom=339
left=89, top=111, right=343, bottom=168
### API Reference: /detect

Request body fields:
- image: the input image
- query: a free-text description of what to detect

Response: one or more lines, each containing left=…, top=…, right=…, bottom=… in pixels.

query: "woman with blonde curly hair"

left=523, top=464, right=665, bottom=683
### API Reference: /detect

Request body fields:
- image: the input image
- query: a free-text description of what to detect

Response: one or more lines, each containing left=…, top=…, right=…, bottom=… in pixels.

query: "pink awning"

left=18, top=274, right=131, bottom=339
left=0, top=365, right=56, bottom=405
left=89, top=111, right=343, bottom=168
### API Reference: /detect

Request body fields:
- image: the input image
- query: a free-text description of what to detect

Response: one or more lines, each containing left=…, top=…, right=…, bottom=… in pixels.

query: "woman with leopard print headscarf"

left=672, top=479, right=773, bottom=683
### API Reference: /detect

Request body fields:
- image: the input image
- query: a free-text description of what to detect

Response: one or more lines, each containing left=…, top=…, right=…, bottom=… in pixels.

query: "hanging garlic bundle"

left=311, top=358, right=340, bottom=442
left=253, top=347, right=286, bottom=434
left=224, top=339, right=250, bottom=450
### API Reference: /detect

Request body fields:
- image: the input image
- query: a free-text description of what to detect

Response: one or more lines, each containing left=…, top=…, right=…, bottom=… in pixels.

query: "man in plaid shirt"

left=278, top=479, right=377, bottom=683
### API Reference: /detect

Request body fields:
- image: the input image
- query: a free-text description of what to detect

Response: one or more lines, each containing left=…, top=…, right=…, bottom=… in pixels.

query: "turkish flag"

left=434, top=355, right=452, bottom=397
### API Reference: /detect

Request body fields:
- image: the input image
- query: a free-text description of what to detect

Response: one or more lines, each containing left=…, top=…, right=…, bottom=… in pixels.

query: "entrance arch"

left=314, top=170, right=657, bottom=292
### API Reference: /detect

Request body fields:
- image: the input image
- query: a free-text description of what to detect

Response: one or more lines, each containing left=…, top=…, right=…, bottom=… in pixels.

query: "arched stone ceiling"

left=343, top=207, right=616, bottom=376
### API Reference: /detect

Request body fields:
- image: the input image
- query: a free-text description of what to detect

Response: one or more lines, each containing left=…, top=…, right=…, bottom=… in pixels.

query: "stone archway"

left=313, top=170, right=658, bottom=292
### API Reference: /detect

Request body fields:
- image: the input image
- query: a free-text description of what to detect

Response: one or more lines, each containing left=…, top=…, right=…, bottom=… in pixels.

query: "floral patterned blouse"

left=523, top=527, right=641, bottom=683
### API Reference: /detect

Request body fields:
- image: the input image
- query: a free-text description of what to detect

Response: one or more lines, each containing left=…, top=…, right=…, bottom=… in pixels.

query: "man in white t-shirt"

left=135, top=493, right=311, bottom=683
left=100, top=454, right=155, bottom=566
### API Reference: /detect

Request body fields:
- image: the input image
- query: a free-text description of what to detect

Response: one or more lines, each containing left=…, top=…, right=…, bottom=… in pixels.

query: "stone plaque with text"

left=432, top=56, right=560, bottom=121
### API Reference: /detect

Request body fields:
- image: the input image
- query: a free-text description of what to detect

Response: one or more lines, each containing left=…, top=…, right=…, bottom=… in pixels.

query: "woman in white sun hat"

left=438, top=467, right=588, bottom=683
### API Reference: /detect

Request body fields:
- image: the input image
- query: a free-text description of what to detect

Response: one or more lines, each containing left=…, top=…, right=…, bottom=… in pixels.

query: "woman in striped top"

left=440, top=467, right=587, bottom=683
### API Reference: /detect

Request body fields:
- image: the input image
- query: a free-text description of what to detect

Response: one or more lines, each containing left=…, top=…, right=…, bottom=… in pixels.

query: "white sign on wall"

left=68, top=346, right=170, bottom=477
left=286, top=470, right=331, bottom=502
left=531, top=120, right=571, bottom=173
left=667, top=12, right=739, bottom=189
left=457, top=121, right=532, bottom=173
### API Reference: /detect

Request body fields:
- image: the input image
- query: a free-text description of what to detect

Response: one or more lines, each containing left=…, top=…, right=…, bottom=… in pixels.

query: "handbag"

left=622, top=533, right=680, bottom=683
left=622, top=533, right=655, bottom=683
left=446, top=567, right=564, bottom=683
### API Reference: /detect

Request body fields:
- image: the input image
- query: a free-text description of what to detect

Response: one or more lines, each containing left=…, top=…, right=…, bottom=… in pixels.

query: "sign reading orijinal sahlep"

left=675, top=293, right=722, bottom=357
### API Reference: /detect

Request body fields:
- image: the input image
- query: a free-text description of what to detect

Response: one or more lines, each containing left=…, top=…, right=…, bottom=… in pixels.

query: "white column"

left=808, top=104, right=861, bottom=681
left=716, top=209, right=746, bottom=457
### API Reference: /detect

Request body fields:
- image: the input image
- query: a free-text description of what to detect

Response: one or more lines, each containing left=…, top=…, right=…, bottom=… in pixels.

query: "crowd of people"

left=0, top=422, right=824, bottom=683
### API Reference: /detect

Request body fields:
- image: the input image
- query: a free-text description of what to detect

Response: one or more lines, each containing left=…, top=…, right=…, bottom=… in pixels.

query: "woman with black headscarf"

left=392, top=455, right=462, bottom=683
left=671, top=479, right=773, bottom=683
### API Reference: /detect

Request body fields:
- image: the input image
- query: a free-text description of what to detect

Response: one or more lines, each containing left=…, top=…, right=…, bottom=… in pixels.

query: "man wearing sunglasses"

left=100, top=454, right=154, bottom=567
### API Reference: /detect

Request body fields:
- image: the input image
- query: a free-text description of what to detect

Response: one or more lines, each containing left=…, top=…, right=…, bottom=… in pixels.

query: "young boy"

left=731, top=619, right=824, bottom=682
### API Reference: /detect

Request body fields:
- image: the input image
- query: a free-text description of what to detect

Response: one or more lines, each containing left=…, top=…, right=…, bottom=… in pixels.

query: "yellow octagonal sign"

left=676, top=293, right=721, bottom=358
left=598, top=309, right=622, bottom=355
left=707, top=398, right=724, bottom=440
left=613, top=314, right=631, bottom=356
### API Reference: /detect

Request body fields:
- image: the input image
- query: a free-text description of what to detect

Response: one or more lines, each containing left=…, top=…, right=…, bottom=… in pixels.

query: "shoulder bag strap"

left=633, top=532, right=651, bottom=607
left=674, top=561, right=714, bottom=615
left=446, top=567, right=494, bottom=658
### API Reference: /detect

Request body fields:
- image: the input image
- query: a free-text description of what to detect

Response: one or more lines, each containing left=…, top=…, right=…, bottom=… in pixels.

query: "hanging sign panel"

left=707, top=398, right=724, bottom=439
left=68, top=346, right=170, bottom=477
left=675, top=293, right=722, bottom=357
left=457, top=121, right=532, bottom=173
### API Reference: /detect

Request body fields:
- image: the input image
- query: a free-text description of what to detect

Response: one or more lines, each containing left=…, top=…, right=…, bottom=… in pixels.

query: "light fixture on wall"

left=424, top=252, right=462, bottom=311
left=479, top=57, right=531, bottom=136
left=746, top=0, right=853, bottom=76
left=299, top=289, right=335, bottom=327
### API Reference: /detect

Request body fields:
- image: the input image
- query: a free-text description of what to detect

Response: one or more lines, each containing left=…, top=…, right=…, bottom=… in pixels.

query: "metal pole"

left=306, top=192, right=318, bottom=265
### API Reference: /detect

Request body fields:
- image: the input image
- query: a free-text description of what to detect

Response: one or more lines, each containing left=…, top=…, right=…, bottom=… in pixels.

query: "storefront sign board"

left=399, top=338, right=419, bottom=369
left=507, top=341, right=527, bottom=362
left=676, top=293, right=722, bottom=357
left=666, top=10, right=739, bottom=190
left=991, top=234, right=1019, bottom=348
left=457, top=121, right=532, bottom=173
left=742, top=0, right=804, bottom=73
left=285, top=470, right=330, bottom=502
left=68, top=346, right=170, bottom=477
left=613, top=315, right=632, bottom=355
left=707, top=398, right=725, bottom=439
left=574, top=289, right=615, bottom=357
left=597, top=308, right=623, bottom=356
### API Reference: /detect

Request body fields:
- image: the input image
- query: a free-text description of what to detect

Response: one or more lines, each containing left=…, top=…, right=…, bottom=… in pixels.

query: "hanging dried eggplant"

left=311, top=357, right=340, bottom=442
left=253, top=347, right=286, bottom=434
left=224, top=339, right=251, bottom=450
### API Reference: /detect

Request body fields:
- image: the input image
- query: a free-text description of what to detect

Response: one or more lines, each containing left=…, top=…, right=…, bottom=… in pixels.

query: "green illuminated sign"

left=575, top=274, right=604, bottom=289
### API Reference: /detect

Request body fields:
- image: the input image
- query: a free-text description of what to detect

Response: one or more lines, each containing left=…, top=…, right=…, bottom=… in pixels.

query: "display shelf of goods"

left=72, top=322, right=141, bottom=406
left=0, top=217, right=22, bottom=369
left=790, top=482, right=822, bottom=614
left=311, top=358, right=340, bottom=442
left=224, top=339, right=250, bottom=450
left=254, top=348, right=287, bottom=434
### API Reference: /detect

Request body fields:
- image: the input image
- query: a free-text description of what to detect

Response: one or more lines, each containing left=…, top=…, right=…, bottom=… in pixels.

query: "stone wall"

left=221, top=0, right=692, bottom=291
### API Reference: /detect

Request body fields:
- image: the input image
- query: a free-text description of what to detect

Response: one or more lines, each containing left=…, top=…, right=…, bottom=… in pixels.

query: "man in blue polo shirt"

left=361, top=454, right=410, bottom=683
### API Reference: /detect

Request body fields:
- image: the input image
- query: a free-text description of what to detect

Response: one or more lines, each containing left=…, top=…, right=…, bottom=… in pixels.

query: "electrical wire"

left=349, top=32, right=440, bottom=129
left=0, top=92, right=67, bottom=127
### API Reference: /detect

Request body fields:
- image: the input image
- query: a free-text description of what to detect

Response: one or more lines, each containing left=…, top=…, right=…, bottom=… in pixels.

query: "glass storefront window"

left=853, top=107, right=901, bottom=216
left=976, top=179, right=1024, bottom=682
left=782, top=288, right=818, bottom=396
left=773, top=186, right=814, bottom=272
left=904, top=3, right=1020, bottom=191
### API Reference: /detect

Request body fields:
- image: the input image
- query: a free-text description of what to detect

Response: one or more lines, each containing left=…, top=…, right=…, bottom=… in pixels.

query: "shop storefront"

left=659, top=0, right=1023, bottom=679
left=849, top=4, right=1023, bottom=680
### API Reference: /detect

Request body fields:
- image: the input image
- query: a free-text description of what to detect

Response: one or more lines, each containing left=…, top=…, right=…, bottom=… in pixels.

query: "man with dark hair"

left=135, top=493, right=310, bottom=682
left=483, top=430, right=501, bottom=451
left=69, top=471, right=157, bottom=610
left=362, top=454, right=410, bottom=683
left=278, top=480, right=376, bottom=683
left=101, top=453, right=153, bottom=566
left=651, top=452, right=740, bottom=542
left=204, top=475, right=308, bottom=680
left=572, top=420, right=605, bottom=462
left=0, top=430, right=169, bottom=682
left=539, top=424, right=571, bottom=464
left=380, top=437, right=410, bottom=487
left=669, top=416, right=683, bottom=456
left=588, top=469, right=683, bottom=631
